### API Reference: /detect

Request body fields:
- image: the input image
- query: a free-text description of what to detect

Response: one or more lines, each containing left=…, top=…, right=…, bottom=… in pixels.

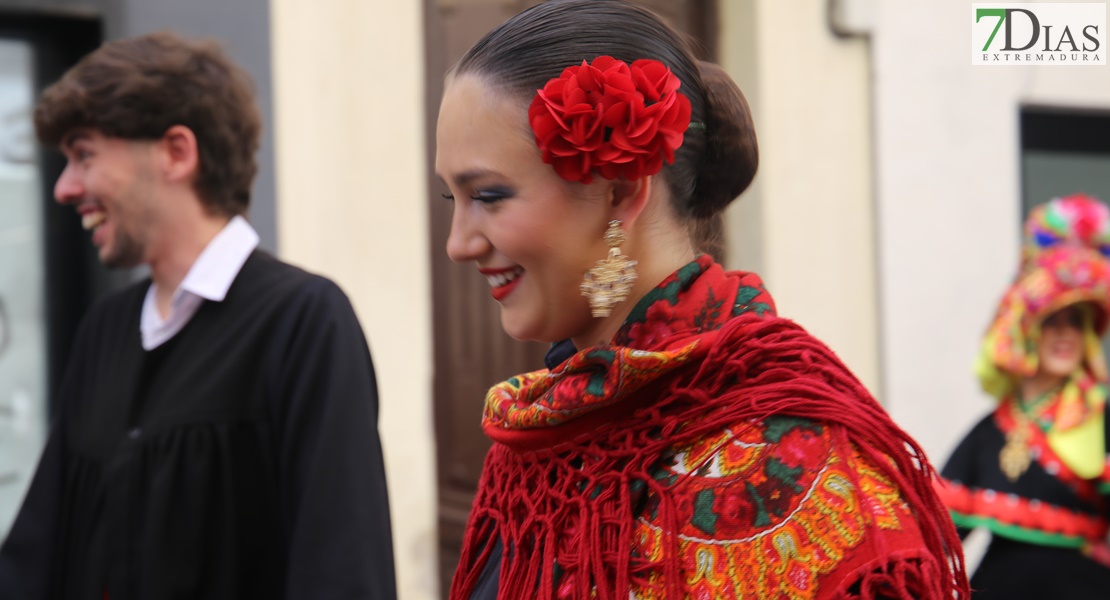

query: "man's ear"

left=609, top=175, right=652, bottom=227
left=157, top=125, right=199, bottom=185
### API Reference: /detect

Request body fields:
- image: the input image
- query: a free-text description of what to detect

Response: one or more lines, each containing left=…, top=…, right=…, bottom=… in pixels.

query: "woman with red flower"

left=435, top=1, right=968, bottom=598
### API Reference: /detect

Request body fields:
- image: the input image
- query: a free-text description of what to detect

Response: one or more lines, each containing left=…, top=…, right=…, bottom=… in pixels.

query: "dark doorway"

left=0, top=10, right=109, bottom=414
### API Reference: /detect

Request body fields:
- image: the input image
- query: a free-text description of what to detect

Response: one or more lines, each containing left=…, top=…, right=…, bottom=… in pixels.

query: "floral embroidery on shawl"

left=629, top=417, right=925, bottom=599
left=452, top=256, right=967, bottom=600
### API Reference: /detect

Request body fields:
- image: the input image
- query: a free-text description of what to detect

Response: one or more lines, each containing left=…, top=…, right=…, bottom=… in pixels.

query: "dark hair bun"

left=689, top=60, right=758, bottom=218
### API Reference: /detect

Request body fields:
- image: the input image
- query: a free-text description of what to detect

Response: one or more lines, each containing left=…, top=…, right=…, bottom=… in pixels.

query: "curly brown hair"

left=34, top=31, right=261, bottom=216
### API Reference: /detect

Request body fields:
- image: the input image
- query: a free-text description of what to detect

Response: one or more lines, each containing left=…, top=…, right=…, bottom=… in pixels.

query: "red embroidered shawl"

left=452, top=256, right=968, bottom=599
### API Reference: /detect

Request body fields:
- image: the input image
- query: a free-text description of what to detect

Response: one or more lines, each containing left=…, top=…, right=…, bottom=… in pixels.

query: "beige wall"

left=270, top=2, right=438, bottom=599
left=720, top=0, right=881, bottom=395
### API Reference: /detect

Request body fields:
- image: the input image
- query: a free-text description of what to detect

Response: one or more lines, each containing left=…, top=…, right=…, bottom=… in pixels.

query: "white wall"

left=872, top=0, right=1110, bottom=467
left=270, top=2, right=437, bottom=599
left=721, top=0, right=881, bottom=395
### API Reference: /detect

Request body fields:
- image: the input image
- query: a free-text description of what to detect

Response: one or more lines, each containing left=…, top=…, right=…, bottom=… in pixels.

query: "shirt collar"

left=176, top=215, right=260, bottom=302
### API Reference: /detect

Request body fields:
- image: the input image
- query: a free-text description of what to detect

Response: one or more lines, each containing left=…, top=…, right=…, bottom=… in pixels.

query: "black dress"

left=940, top=410, right=1110, bottom=599
left=0, top=251, right=396, bottom=600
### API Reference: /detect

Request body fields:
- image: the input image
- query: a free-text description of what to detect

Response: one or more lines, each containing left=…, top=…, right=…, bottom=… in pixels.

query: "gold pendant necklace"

left=999, top=412, right=1032, bottom=482
left=998, top=390, right=1054, bottom=482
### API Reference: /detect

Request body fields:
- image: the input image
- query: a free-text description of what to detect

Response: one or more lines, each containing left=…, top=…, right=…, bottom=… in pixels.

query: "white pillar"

left=270, top=2, right=437, bottom=598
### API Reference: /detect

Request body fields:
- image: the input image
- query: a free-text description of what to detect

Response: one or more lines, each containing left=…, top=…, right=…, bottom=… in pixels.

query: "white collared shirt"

left=140, top=215, right=260, bottom=350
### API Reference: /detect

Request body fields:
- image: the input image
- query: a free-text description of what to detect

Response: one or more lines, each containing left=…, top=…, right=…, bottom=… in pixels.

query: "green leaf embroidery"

left=765, top=458, right=805, bottom=495
left=746, top=481, right=772, bottom=527
left=762, top=416, right=821, bottom=443
left=625, top=261, right=704, bottom=324
left=691, top=488, right=719, bottom=534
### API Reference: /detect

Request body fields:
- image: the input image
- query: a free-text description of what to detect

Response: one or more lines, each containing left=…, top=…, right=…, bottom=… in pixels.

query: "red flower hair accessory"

left=527, top=56, right=692, bottom=184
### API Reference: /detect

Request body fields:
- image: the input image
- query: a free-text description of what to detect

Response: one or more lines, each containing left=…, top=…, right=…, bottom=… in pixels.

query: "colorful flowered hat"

left=979, top=194, right=1110, bottom=398
left=1021, top=193, right=1110, bottom=271
left=977, top=246, right=1110, bottom=400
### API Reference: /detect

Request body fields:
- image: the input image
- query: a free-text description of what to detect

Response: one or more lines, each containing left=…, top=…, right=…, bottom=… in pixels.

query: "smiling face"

left=436, top=75, right=617, bottom=343
left=54, top=128, right=160, bottom=268
left=1038, top=304, right=1086, bottom=380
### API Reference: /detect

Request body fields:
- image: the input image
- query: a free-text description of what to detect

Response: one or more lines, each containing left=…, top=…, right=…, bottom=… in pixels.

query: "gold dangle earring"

left=580, top=220, right=638, bottom=318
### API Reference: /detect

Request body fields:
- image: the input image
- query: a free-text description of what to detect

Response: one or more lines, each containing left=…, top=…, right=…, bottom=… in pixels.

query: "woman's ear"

left=609, top=175, right=652, bottom=227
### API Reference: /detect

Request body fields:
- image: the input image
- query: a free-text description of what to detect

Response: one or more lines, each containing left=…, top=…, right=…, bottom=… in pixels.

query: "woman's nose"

left=445, top=203, right=489, bottom=263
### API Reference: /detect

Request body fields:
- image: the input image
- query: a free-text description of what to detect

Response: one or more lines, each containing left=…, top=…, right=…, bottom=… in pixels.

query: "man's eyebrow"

left=60, top=131, right=91, bottom=150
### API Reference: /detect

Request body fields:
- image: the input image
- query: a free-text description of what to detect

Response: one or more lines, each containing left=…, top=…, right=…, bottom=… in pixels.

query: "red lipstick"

left=479, top=266, right=524, bottom=301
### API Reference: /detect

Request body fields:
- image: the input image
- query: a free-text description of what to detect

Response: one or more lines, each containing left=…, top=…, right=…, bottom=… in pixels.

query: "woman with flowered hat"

left=936, top=194, right=1110, bottom=598
left=435, top=1, right=967, bottom=598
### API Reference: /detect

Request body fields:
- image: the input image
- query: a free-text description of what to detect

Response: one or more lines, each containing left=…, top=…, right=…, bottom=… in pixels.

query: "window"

left=0, top=12, right=102, bottom=540
left=1022, top=106, right=1110, bottom=214
left=0, top=37, right=46, bottom=538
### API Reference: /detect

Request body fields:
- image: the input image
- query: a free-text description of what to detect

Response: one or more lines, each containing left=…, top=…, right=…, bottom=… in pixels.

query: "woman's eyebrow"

left=451, top=168, right=505, bottom=187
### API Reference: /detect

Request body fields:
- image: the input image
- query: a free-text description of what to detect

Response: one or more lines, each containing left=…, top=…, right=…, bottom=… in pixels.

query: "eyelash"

left=472, top=189, right=511, bottom=203
left=440, top=189, right=513, bottom=204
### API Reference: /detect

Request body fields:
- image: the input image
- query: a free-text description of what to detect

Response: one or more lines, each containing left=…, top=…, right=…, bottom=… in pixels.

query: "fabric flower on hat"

left=1022, top=194, right=1110, bottom=271
left=527, top=56, right=692, bottom=184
